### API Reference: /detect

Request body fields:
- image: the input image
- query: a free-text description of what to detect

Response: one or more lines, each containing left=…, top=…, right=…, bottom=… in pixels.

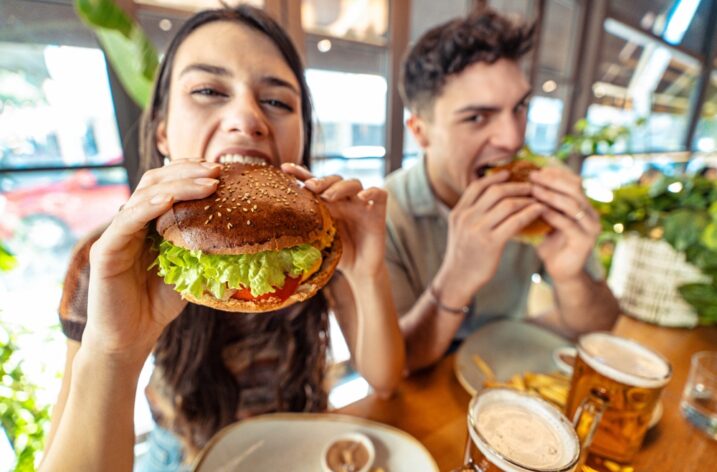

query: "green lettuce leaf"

left=153, top=240, right=322, bottom=299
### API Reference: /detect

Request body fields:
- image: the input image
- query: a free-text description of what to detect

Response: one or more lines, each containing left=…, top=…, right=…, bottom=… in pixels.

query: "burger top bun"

left=156, top=163, right=335, bottom=254
left=490, top=160, right=553, bottom=242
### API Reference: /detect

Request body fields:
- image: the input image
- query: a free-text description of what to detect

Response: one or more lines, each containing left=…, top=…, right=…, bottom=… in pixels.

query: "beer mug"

left=566, top=332, right=672, bottom=464
left=453, top=388, right=581, bottom=472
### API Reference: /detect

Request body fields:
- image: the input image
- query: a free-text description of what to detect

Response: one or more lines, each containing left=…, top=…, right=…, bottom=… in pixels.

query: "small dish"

left=552, top=346, right=577, bottom=375
left=321, top=432, right=375, bottom=472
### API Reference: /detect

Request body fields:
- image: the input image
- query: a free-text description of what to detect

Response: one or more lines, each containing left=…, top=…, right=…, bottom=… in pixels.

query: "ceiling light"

left=317, top=39, right=332, bottom=53
left=159, top=19, right=172, bottom=31
left=542, top=80, right=557, bottom=93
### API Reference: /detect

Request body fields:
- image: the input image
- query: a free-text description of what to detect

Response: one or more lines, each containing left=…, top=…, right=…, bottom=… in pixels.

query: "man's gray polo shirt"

left=384, top=156, right=602, bottom=340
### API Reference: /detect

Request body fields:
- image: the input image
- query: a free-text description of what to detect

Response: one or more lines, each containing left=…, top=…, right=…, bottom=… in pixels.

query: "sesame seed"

left=227, top=223, right=233, bottom=229
left=217, top=212, right=222, bottom=217
left=204, top=205, right=211, bottom=210
left=247, top=220, right=251, bottom=225
left=208, top=214, right=213, bottom=221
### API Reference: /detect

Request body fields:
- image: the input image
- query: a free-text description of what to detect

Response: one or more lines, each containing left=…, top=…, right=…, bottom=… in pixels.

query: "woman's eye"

left=261, top=99, right=293, bottom=111
left=191, top=87, right=226, bottom=97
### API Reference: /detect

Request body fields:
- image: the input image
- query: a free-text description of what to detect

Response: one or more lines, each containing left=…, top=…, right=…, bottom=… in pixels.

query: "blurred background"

left=1, top=0, right=716, bottom=469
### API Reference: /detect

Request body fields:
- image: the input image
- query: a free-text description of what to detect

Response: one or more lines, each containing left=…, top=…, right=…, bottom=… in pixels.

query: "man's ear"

left=156, top=120, right=169, bottom=157
left=406, top=114, right=430, bottom=149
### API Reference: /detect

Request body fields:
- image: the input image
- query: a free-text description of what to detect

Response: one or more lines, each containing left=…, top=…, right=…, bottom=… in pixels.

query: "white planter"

left=607, top=234, right=707, bottom=328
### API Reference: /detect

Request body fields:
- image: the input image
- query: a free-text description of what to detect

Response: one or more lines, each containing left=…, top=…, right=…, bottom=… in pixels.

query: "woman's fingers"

left=320, top=178, right=363, bottom=201
left=98, top=177, right=219, bottom=257
left=135, top=159, right=221, bottom=191
left=304, top=175, right=343, bottom=195
left=280, top=162, right=313, bottom=180
left=123, top=176, right=219, bottom=214
left=357, top=187, right=387, bottom=206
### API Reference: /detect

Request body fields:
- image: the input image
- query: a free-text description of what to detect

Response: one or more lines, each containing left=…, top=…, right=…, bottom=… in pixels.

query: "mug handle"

left=572, top=387, right=609, bottom=469
left=449, top=431, right=483, bottom=472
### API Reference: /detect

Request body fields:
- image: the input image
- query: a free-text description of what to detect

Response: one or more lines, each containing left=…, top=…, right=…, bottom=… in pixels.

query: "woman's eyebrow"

left=260, top=76, right=300, bottom=95
left=179, top=63, right=232, bottom=77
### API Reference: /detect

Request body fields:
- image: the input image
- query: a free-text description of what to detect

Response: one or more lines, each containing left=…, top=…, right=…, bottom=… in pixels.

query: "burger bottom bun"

left=515, top=216, right=553, bottom=245
left=182, top=235, right=343, bottom=313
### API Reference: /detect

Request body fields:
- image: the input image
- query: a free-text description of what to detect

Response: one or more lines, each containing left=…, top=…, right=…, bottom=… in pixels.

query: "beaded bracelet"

left=428, top=285, right=470, bottom=315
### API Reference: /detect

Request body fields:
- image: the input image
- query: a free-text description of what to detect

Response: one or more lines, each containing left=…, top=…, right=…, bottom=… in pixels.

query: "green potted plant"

left=1, top=243, right=52, bottom=471
left=591, top=175, right=717, bottom=326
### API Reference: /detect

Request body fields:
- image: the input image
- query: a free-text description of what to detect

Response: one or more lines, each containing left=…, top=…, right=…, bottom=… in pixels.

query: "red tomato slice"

left=231, top=275, right=301, bottom=302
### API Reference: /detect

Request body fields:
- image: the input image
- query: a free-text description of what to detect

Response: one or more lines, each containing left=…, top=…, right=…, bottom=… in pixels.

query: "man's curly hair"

left=400, top=8, right=534, bottom=117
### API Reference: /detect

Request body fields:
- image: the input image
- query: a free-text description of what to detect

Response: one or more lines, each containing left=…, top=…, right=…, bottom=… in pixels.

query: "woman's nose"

left=220, top=97, right=269, bottom=138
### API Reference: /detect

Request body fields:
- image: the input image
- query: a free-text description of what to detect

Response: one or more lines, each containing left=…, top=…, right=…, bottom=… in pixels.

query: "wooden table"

left=337, top=316, right=717, bottom=471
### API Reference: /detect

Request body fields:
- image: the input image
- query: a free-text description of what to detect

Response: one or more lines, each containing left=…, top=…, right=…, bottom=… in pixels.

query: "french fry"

left=472, top=354, right=496, bottom=382
left=510, top=373, right=526, bottom=391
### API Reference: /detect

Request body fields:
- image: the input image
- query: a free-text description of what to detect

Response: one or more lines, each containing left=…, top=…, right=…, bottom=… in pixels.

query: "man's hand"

left=434, top=169, right=545, bottom=306
left=530, top=167, right=601, bottom=282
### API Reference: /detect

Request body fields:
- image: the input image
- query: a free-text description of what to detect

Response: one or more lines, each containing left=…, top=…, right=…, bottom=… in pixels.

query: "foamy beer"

left=566, top=333, right=671, bottom=463
left=459, top=389, right=580, bottom=472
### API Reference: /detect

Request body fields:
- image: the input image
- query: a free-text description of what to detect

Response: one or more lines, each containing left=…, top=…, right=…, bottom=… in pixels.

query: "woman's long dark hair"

left=137, top=5, right=328, bottom=454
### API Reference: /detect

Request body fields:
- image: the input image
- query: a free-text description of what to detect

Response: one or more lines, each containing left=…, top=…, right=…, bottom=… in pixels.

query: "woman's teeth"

left=219, top=154, right=267, bottom=165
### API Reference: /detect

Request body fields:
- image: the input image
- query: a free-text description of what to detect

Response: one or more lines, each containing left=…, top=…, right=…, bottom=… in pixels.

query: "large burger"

left=487, top=156, right=553, bottom=243
left=153, top=162, right=342, bottom=313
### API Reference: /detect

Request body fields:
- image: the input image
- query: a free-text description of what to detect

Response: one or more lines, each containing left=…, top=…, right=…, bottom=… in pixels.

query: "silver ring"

left=574, top=209, right=586, bottom=221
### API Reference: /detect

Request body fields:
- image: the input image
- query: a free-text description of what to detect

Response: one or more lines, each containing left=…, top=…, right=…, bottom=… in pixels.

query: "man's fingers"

left=492, top=203, right=546, bottom=240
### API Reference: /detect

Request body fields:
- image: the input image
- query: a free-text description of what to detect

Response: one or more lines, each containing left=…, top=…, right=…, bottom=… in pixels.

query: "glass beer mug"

left=566, top=332, right=672, bottom=464
left=453, top=388, right=584, bottom=472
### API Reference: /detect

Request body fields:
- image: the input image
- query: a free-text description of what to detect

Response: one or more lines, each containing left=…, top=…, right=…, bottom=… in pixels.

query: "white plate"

left=454, top=319, right=572, bottom=396
left=192, top=412, right=439, bottom=472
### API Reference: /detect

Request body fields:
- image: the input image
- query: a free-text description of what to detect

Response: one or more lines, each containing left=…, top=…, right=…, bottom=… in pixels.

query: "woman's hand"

left=530, top=166, right=601, bottom=283
left=83, top=159, right=222, bottom=364
left=281, top=163, right=387, bottom=280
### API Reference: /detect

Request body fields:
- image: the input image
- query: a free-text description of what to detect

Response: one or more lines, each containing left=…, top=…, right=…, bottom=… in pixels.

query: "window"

left=693, top=65, right=717, bottom=152
left=0, top=3, right=131, bottom=462
left=586, top=19, right=701, bottom=153
left=609, top=0, right=710, bottom=54
left=302, top=0, right=388, bottom=45
left=526, top=0, right=584, bottom=154
left=306, top=68, right=387, bottom=188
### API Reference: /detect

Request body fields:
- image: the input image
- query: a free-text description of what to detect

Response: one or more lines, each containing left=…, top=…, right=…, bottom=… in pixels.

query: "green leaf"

left=663, top=210, right=708, bottom=252
left=0, top=243, right=16, bottom=272
left=154, top=240, right=323, bottom=298
left=702, top=223, right=717, bottom=251
left=74, top=0, right=158, bottom=107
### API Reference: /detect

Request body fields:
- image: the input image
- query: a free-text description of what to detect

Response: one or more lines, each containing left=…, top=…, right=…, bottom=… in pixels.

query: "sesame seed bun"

left=155, top=163, right=341, bottom=312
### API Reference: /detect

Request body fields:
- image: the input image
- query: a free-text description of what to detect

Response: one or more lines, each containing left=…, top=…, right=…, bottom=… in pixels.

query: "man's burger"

left=487, top=156, right=553, bottom=243
left=153, top=162, right=342, bottom=313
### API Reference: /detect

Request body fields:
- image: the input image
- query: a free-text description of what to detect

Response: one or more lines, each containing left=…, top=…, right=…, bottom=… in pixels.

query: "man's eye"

left=464, top=114, right=487, bottom=125
left=261, top=99, right=293, bottom=111
left=515, top=101, right=530, bottom=113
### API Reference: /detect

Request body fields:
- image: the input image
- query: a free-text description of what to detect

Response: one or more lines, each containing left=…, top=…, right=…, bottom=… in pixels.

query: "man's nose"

left=221, top=96, right=269, bottom=138
left=490, top=113, right=525, bottom=152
